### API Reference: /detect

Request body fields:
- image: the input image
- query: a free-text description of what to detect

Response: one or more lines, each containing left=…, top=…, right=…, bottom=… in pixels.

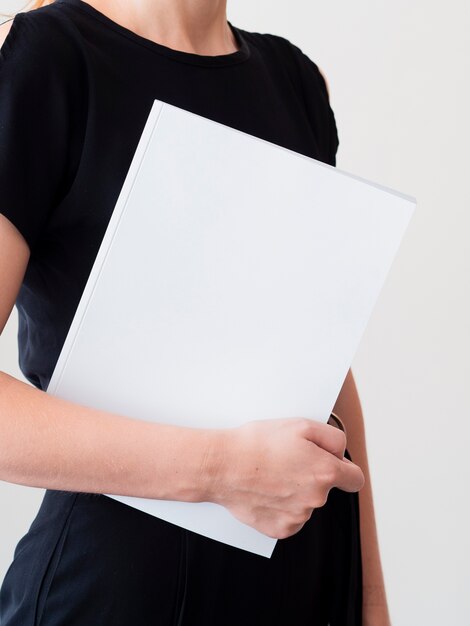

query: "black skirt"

left=0, top=448, right=362, bottom=626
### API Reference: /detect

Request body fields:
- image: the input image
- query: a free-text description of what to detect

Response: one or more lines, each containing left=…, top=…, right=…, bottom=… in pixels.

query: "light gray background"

left=1, top=1, right=469, bottom=624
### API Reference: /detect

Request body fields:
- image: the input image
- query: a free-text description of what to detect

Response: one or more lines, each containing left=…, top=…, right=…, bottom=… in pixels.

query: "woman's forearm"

left=0, top=370, right=223, bottom=502
left=333, top=368, right=392, bottom=625
left=0, top=364, right=366, bottom=544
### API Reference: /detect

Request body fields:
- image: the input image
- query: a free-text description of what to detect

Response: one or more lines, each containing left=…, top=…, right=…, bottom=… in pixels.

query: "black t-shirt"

left=0, top=0, right=339, bottom=391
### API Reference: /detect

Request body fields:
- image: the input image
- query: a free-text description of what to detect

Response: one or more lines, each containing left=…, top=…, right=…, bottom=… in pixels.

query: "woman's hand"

left=208, top=417, right=365, bottom=539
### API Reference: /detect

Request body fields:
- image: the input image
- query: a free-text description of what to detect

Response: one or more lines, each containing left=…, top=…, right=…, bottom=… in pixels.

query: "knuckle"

left=288, top=520, right=305, bottom=536
left=294, top=507, right=313, bottom=525
left=286, top=511, right=302, bottom=528
left=273, top=522, right=292, bottom=540
left=337, top=428, right=348, bottom=450
left=267, top=527, right=285, bottom=539
left=318, top=465, right=338, bottom=487
left=317, top=490, right=329, bottom=508
left=275, top=510, right=311, bottom=539
left=329, top=427, right=347, bottom=454
left=298, top=417, right=314, bottom=430
left=310, top=488, right=329, bottom=508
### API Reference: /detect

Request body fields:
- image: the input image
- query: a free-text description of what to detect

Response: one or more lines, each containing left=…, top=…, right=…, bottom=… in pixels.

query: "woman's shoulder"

left=241, top=27, right=339, bottom=163
left=0, top=4, right=86, bottom=78
left=271, top=34, right=331, bottom=101
left=0, top=6, right=90, bottom=258
left=240, top=27, right=332, bottom=102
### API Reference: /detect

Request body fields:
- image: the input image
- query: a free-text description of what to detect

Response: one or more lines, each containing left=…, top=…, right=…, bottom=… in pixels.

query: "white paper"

left=47, top=99, right=416, bottom=557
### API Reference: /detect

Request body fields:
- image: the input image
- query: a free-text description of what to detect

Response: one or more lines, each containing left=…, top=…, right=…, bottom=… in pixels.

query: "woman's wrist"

left=195, top=427, right=233, bottom=504
left=158, top=424, right=233, bottom=505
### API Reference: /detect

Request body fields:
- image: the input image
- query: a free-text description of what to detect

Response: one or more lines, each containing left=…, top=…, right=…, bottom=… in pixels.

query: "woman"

left=0, top=1, right=391, bottom=624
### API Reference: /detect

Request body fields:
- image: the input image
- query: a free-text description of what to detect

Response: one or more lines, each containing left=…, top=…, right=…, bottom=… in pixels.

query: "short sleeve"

left=280, top=38, right=340, bottom=166
left=0, top=10, right=86, bottom=253
left=313, top=62, right=340, bottom=165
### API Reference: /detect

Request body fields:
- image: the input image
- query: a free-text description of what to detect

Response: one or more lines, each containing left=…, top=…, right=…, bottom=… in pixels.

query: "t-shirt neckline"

left=55, top=0, right=251, bottom=67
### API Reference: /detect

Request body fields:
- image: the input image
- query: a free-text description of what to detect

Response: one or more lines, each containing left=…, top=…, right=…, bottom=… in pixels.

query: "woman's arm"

left=0, top=213, right=364, bottom=539
left=316, top=66, right=391, bottom=623
left=0, top=213, right=221, bottom=502
left=333, top=368, right=392, bottom=626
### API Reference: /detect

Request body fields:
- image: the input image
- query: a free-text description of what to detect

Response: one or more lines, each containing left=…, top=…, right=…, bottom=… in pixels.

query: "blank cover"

left=47, top=99, right=416, bottom=558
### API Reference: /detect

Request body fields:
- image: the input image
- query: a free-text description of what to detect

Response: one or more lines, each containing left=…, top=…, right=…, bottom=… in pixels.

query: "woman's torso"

left=0, top=4, right=361, bottom=625
left=7, top=0, right=338, bottom=392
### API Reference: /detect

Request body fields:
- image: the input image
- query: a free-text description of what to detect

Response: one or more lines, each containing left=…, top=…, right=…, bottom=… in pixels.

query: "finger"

left=301, top=419, right=347, bottom=460
left=331, top=457, right=365, bottom=493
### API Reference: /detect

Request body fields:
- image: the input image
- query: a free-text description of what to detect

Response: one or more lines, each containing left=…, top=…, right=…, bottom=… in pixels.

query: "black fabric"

left=0, top=459, right=362, bottom=626
left=0, top=2, right=361, bottom=624
left=0, top=0, right=339, bottom=393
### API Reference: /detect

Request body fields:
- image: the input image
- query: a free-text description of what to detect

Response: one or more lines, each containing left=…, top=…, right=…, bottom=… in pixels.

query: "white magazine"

left=47, top=99, right=416, bottom=558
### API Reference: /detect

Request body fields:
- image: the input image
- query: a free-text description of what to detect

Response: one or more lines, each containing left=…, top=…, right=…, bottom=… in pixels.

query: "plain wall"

left=1, top=1, right=469, bottom=623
